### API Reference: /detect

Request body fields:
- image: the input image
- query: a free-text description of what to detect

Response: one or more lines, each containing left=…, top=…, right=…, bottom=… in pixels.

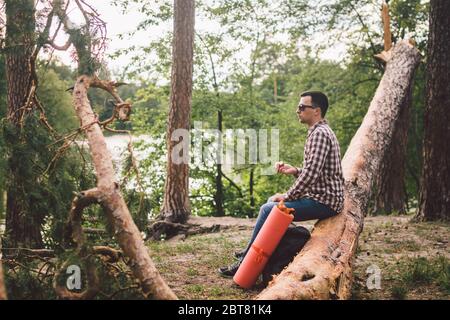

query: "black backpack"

left=261, top=225, right=311, bottom=286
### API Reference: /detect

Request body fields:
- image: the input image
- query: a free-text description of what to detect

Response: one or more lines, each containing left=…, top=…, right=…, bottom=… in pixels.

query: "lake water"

left=77, top=134, right=154, bottom=179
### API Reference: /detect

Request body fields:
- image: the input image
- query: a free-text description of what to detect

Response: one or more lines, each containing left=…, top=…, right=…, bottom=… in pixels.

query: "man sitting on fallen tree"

left=219, top=91, right=345, bottom=277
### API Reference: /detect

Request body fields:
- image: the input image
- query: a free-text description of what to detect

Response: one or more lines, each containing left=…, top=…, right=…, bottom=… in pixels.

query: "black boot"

left=218, top=260, right=241, bottom=277
left=234, top=249, right=246, bottom=259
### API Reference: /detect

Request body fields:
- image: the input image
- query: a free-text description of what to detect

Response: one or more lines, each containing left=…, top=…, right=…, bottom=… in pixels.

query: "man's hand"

left=274, top=161, right=298, bottom=175
left=271, top=193, right=286, bottom=202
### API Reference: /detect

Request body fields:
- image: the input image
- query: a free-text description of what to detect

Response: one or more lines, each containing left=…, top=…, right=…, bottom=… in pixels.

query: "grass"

left=437, top=260, right=450, bottom=293
left=352, top=215, right=450, bottom=300
left=384, top=256, right=450, bottom=298
left=142, top=215, right=450, bottom=300
left=383, top=239, right=422, bottom=254
left=401, top=257, right=437, bottom=285
left=186, top=284, right=204, bottom=294
left=187, top=267, right=199, bottom=276
left=353, top=255, right=450, bottom=299
left=390, top=284, right=408, bottom=300
left=4, top=214, right=448, bottom=300
left=145, top=229, right=256, bottom=300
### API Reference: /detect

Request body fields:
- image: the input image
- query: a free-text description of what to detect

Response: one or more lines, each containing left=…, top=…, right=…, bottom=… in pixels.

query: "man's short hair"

left=300, top=91, right=329, bottom=117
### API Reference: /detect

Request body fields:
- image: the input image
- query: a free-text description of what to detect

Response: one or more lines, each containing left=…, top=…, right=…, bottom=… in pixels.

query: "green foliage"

left=4, top=250, right=144, bottom=300
left=36, top=67, right=78, bottom=133
left=0, top=0, right=439, bottom=299
left=1, top=113, right=96, bottom=248
left=120, top=137, right=167, bottom=223
left=389, top=0, right=429, bottom=49
left=0, top=55, right=98, bottom=247
left=4, top=260, right=57, bottom=300
left=130, top=83, right=169, bottom=135
left=110, top=0, right=428, bottom=218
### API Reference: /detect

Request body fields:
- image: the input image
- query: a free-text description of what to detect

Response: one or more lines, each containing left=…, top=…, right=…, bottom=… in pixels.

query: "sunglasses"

left=296, top=104, right=316, bottom=112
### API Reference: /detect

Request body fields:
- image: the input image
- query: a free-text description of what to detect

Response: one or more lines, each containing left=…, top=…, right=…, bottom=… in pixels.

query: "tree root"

left=147, top=220, right=223, bottom=241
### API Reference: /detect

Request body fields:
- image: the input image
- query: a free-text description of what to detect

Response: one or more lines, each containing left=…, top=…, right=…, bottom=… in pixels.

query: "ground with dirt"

left=147, top=214, right=450, bottom=300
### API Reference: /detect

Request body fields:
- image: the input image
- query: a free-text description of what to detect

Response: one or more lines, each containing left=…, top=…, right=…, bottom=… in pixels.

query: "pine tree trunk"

left=257, top=40, right=420, bottom=300
left=161, top=0, right=195, bottom=223
left=415, top=0, right=450, bottom=221
left=0, top=262, right=6, bottom=300
left=373, top=84, right=412, bottom=215
left=3, top=0, right=43, bottom=248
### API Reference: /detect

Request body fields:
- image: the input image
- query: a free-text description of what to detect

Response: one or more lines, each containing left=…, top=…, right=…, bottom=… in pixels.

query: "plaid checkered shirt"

left=284, top=119, right=345, bottom=213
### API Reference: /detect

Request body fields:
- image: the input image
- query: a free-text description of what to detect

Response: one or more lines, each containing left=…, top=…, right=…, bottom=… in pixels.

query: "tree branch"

left=53, top=187, right=103, bottom=300
left=221, top=172, right=244, bottom=198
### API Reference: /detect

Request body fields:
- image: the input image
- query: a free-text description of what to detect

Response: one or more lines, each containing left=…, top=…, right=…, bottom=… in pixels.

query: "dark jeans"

left=239, top=196, right=338, bottom=260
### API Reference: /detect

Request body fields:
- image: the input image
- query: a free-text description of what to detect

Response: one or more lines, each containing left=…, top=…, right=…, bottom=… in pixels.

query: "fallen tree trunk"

left=51, top=0, right=177, bottom=300
left=256, top=40, right=420, bottom=300
left=64, top=76, right=177, bottom=300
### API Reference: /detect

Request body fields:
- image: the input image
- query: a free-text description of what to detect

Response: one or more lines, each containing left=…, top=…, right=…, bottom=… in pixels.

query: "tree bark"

left=256, top=40, right=420, bottom=300
left=3, top=0, right=44, bottom=249
left=0, top=262, right=6, bottom=300
left=372, top=84, right=412, bottom=215
left=160, top=0, right=195, bottom=223
left=415, top=0, right=450, bottom=221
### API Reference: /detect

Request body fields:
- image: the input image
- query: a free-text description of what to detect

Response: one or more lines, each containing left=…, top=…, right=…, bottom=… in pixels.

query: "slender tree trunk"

left=373, top=84, right=412, bottom=215
left=249, top=166, right=255, bottom=217
left=257, top=40, right=420, bottom=300
left=3, top=0, right=43, bottom=248
left=0, top=262, right=6, bottom=300
left=415, top=0, right=450, bottom=221
left=273, top=73, right=278, bottom=104
left=202, top=35, right=225, bottom=217
left=160, top=0, right=195, bottom=223
left=214, top=109, right=225, bottom=216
